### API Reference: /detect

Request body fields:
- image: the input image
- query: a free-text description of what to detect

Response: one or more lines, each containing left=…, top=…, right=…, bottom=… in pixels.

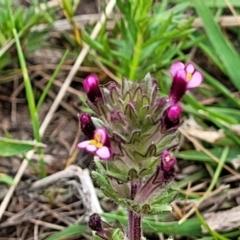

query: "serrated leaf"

left=92, top=171, right=124, bottom=204
left=94, top=158, right=106, bottom=175
left=149, top=204, right=172, bottom=215
left=0, top=137, right=45, bottom=157
left=151, top=188, right=177, bottom=205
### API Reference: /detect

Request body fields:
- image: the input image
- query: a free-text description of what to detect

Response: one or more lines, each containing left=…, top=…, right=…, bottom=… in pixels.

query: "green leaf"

left=61, top=0, right=73, bottom=17
left=0, top=137, right=44, bottom=157
left=151, top=188, right=177, bottom=205
left=92, top=170, right=127, bottom=206
left=46, top=224, right=87, bottom=240
left=0, top=173, right=14, bottom=185
left=149, top=204, right=172, bottom=215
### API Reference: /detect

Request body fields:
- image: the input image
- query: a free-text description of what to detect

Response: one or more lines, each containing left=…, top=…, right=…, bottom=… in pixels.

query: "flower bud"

left=167, top=104, right=182, bottom=122
left=79, top=113, right=96, bottom=139
left=89, top=213, right=104, bottom=233
left=152, top=151, right=176, bottom=183
left=161, top=150, right=176, bottom=173
left=162, top=104, right=182, bottom=130
left=83, top=74, right=103, bottom=103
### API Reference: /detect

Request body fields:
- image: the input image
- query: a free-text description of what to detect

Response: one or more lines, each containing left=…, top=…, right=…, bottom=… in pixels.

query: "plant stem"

left=128, top=181, right=142, bottom=240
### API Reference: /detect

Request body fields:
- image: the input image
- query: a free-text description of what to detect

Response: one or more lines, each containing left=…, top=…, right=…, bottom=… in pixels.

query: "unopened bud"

left=83, top=74, right=103, bottom=103
left=79, top=113, right=96, bottom=139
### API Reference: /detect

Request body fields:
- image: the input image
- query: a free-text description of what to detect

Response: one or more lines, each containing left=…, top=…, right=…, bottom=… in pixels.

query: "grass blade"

left=193, top=0, right=240, bottom=90
left=0, top=137, right=44, bottom=157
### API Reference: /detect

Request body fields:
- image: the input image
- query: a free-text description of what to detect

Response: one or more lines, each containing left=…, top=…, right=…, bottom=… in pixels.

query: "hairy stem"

left=128, top=180, right=142, bottom=240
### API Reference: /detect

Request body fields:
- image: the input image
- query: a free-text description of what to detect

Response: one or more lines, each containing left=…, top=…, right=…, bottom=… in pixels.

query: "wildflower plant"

left=77, top=62, right=203, bottom=240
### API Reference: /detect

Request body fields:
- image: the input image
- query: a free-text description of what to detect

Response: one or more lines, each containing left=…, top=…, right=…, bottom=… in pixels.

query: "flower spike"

left=77, top=127, right=111, bottom=160
left=83, top=74, right=103, bottom=103
left=76, top=70, right=200, bottom=238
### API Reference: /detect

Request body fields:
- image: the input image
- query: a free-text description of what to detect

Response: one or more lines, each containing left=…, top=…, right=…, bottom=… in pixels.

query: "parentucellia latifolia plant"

left=77, top=62, right=203, bottom=240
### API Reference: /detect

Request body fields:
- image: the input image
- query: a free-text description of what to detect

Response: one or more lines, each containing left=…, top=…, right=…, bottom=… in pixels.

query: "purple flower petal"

left=185, top=63, right=195, bottom=74
left=83, top=74, right=102, bottom=103
left=161, top=150, right=176, bottom=172
left=96, top=146, right=111, bottom=160
left=83, top=74, right=99, bottom=93
left=187, top=71, right=203, bottom=89
left=77, top=140, right=90, bottom=149
left=86, top=144, right=97, bottom=152
left=94, top=127, right=110, bottom=146
left=169, top=69, right=187, bottom=104
left=174, top=68, right=187, bottom=81
left=170, top=61, right=185, bottom=78
left=167, top=105, right=182, bottom=121
left=94, top=128, right=105, bottom=143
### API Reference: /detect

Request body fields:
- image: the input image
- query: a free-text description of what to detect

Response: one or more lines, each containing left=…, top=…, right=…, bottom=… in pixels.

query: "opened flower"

left=170, top=62, right=203, bottom=89
left=169, top=62, right=203, bottom=104
left=77, top=127, right=111, bottom=160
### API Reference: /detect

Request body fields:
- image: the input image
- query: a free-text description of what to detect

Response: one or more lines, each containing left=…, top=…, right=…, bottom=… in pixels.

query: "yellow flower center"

left=187, top=73, right=192, bottom=81
left=90, top=132, right=103, bottom=148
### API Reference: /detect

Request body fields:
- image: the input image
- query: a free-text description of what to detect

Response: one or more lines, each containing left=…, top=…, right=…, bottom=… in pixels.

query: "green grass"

left=1, top=0, right=240, bottom=239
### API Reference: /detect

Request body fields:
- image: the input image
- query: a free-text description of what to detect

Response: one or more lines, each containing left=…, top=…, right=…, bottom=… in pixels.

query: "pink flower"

left=77, top=127, right=111, bottom=160
left=170, top=62, right=203, bottom=89
left=169, top=62, right=203, bottom=104
left=83, top=74, right=103, bottom=103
